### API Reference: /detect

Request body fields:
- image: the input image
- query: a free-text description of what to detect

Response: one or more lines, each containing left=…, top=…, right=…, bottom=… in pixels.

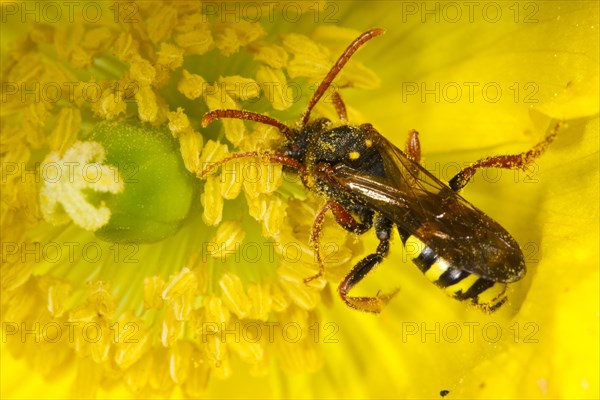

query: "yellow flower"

left=1, top=1, right=598, bottom=399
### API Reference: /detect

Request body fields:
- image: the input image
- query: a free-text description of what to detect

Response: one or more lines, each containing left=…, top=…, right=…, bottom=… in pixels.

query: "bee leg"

left=406, top=129, right=421, bottom=163
left=449, top=122, right=561, bottom=191
left=338, top=216, right=399, bottom=313
left=305, top=202, right=373, bottom=284
left=332, top=91, right=348, bottom=121
left=404, top=129, right=422, bottom=180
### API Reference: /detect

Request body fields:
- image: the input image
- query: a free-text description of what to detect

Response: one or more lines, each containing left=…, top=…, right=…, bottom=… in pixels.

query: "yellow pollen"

left=42, top=278, right=71, bottom=318
left=162, top=267, right=199, bottom=321
left=201, top=176, right=224, bottom=226
left=157, top=42, right=184, bottom=70
left=262, top=196, right=285, bottom=239
left=167, top=108, right=204, bottom=172
left=211, top=221, right=246, bottom=261
left=283, top=33, right=331, bottom=79
left=167, top=107, right=191, bottom=138
left=113, top=327, right=150, bottom=370
left=173, top=15, right=213, bottom=55
left=215, top=21, right=265, bottom=56
left=40, top=141, right=124, bottom=231
left=91, top=87, right=126, bottom=120
left=144, top=276, right=165, bottom=309
left=204, top=296, right=231, bottom=325
left=48, top=107, right=82, bottom=154
left=251, top=44, right=289, bottom=69
left=219, top=272, right=251, bottom=319
left=220, top=162, right=244, bottom=199
left=178, top=70, right=207, bottom=100
left=218, top=75, right=260, bottom=101
left=247, top=282, right=272, bottom=321
left=130, top=57, right=157, bottom=86
left=1, top=10, right=393, bottom=396
left=203, top=84, right=246, bottom=145
left=256, top=66, right=293, bottom=110
left=134, top=85, right=159, bottom=123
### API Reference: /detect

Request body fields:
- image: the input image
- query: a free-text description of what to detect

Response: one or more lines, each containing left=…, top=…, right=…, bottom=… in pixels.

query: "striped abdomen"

left=403, top=235, right=508, bottom=312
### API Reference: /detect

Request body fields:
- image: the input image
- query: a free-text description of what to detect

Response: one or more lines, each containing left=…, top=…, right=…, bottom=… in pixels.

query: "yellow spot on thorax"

left=365, top=139, right=373, bottom=148
left=348, top=151, right=360, bottom=160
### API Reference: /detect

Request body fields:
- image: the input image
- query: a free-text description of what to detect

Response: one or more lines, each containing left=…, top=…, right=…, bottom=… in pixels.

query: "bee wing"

left=321, top=130, right=525, bottom=283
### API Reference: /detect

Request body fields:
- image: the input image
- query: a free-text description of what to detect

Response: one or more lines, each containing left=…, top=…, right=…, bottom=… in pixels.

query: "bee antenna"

left=202, top=109, right=295, bottom=142
left=299, top=28, right=385, bottom=128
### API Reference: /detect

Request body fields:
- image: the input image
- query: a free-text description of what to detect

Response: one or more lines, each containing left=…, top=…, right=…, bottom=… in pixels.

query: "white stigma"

left=40, top=141, right=124, bottom=231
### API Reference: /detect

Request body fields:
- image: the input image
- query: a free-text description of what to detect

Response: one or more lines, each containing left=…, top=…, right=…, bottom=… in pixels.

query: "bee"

left=199, top=28, right=558, bottom=313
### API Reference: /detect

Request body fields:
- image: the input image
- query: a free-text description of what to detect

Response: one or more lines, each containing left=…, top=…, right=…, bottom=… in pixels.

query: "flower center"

left=41, top=121, right=196, bottom=243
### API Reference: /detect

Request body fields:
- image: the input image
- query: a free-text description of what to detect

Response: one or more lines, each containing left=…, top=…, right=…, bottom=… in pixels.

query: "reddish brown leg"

left=198, top=151, right=306, bottom=178
left=331, top=91, right=348, bottom=121
left=449, top=122, right=561, bottom=191
left=305, top=200, right=373, bottom=283
left=338, top=216, right=399, bottom=313
left=202, top=109, right=295, bottom=141
left=406, top=129, right=421, bottom=163
left=403, top=129, right=423, bottom=181
left=300, top=28, right=385, bottom=127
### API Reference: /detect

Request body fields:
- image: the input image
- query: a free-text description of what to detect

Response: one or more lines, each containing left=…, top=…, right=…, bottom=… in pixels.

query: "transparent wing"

left=320, top=129, right=525, bottom=283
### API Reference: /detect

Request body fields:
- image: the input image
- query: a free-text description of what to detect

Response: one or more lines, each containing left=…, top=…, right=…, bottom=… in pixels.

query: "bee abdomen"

left=403, top=235, right=507, bottom=311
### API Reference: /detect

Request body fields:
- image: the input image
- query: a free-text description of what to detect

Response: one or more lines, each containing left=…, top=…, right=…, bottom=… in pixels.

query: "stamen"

left=211, top=221, right=246, bottom=261
left=247, top=282, right=272, bottom=321
left=162, top=267, right=199, bottom=321
left=219, top=272, right=251, bottom=319
left=256, top=66, right=293, bottom=110
left=167, top=108, right=204, bottom=172
left=251, top=44, right=289, bottom=69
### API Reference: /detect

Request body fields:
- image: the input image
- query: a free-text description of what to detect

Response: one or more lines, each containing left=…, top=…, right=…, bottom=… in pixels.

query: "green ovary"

left=89, top=122, right=195, bottom=243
